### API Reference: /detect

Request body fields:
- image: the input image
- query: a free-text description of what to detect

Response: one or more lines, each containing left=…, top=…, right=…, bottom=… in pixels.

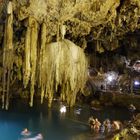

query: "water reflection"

left=0, top=101, right=133, bottom=140
left=71, top=132, right=106, bottom=140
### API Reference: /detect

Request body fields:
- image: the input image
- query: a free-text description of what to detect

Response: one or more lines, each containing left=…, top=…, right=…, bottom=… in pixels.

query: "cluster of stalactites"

left=39, top=39, right=88, bottom=107
left=23, top=20, right=88, bottom=107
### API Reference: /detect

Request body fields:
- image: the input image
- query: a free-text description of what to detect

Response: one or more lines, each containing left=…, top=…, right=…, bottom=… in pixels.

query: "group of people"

left=88, top=117, right=122, bottom=134
left=21, top=128, right=43, bottom=140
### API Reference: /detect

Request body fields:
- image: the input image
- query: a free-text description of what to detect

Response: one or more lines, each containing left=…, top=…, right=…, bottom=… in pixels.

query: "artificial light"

left=107, top=75, right=113, bottom=82
left=60, top=105, right=66, bottom=113
left=134, top=81, right=140, bottom=86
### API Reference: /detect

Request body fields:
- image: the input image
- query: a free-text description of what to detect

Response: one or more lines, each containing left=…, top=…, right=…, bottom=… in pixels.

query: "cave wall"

left=0, top=0, right=140, bottom=108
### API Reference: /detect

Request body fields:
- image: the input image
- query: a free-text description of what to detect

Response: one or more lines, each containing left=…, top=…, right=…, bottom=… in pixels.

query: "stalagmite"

left=2, top=1, right=13, bottom=110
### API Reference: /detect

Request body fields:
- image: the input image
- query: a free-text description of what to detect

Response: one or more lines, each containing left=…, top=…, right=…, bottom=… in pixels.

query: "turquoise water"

left=0, top=100, right=132, bottom=140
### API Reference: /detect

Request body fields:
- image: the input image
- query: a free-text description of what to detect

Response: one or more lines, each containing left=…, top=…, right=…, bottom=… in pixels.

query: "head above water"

left=105, top=119, right=110, bottom=123
left=36, top=133, right=43, bottom=139
left=24, top=128, right=28, bottom=132
left=95, top=118, right=98, bottom=121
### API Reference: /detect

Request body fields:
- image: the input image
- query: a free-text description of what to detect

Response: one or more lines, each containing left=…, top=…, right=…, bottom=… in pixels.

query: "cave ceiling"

left=0, top=0, right=140, bottom=52
left=0, top=0, right=140, bottom=109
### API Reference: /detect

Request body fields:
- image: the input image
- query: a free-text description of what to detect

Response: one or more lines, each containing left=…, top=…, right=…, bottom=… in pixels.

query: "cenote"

left=0, top=100, right=132, bottom=140
left=0, top=1, right=140, bottom=140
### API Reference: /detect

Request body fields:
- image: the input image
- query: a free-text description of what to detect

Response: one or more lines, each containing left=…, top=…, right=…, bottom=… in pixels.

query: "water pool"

left=0, top=100, right=132, bottom=140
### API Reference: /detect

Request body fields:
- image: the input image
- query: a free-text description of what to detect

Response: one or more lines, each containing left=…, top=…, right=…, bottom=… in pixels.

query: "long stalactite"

left=40, top=22, right=47, bottom=104
left=2, top=1, right=13, bottom=110
left=23, top=17, right=39, bottom=107
left=29, top=17, right=38, bottom=107
left=23, top=19, right=31, bottom=88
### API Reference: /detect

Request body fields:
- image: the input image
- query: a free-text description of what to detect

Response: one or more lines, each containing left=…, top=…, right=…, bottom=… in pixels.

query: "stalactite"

left=40, top=22, right=47, bottom=104
left=2, top=1, right=13, bottom=110
left=5, top=70, right=10, bottom=110
left=81, top=38, right=87, bottom=49
left=23, top=20, right=31, bottom=88
left=23, top=17, right=39, bottom=107
left=56, top=24, right=60, bottom=42
left=2, top=64, right=6, bottom=109
left=96, top=40, right=104, bottom=53
left=60, top=24, right=66, bottom=40
left=29, top=17, right=39, bottom=107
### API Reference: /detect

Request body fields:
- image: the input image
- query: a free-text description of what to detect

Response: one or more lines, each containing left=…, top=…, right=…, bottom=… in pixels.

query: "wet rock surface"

left=112, top=113, right=140, bottom=140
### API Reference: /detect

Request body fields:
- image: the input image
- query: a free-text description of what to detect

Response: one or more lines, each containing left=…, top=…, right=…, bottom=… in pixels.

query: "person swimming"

left=112, top=121, right=121, bottom=131
left=21, top=128, right=31, bottom=136
left=20, top=133, right=43, bottom=140
left=88, top=116, right=95, bottom=132
left=103, top=119, right=111, bottom=133
left=100, top=124, right=105, bottom=134
left=35, top=133, right=43, bottom=140
left=94, top=118, right=101, bottom=133
left=129, top=104, right=136, bottom=112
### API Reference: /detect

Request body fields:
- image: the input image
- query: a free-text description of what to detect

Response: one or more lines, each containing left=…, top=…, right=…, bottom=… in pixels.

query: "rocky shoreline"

left=112, top=113, right=140, bottom=140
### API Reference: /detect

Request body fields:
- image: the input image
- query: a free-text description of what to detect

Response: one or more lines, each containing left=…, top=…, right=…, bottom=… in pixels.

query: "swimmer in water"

left=20, top=133, right=43, bottom=140
left=35, top=133, right=43, bottom=140
left=129, top=104, right=136, bottom=112
left=21, top=128, right=31, bottom=136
